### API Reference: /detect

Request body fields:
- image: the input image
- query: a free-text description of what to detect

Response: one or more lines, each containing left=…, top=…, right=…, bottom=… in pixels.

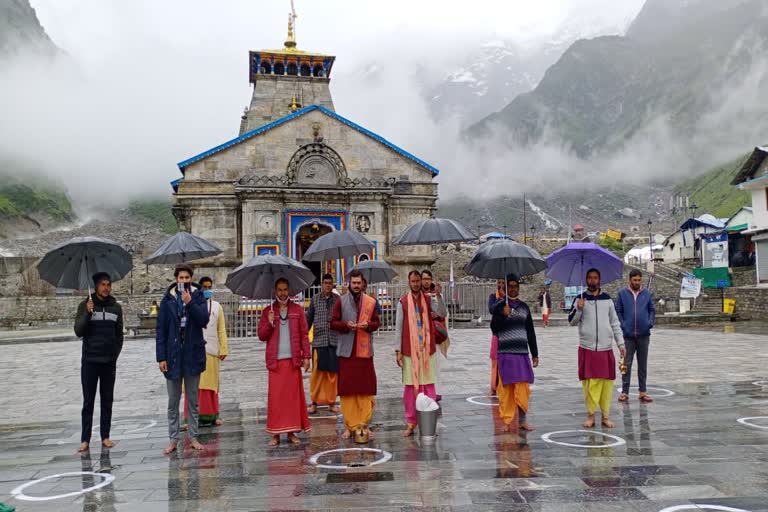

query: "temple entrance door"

left=296, top=222, right=333, bottom=287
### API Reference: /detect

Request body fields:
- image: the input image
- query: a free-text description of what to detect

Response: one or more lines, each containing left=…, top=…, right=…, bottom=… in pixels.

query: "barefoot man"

left=74, top=272, right=124, bottom=452
left=306, top=273, right=340, bottom=415
left=568, top=268, right=626, bottom=428
left=330, top=270, right=380, bottom=440
left=257, top=278, right=311, bottom=447
left=156, top=264, right=209, bottom=454
left=395, top=270, right=438, bottom=438
left=490, top=274, right=538, bottom=432
left=487, top=279, right=505, bottom=396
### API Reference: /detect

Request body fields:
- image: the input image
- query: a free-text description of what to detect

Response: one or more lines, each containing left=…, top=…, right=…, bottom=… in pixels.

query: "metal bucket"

left=416, top=407, right=439, bottom=443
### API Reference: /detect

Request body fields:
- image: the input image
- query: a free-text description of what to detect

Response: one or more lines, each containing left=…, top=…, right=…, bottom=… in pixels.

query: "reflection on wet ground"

left=1, top=327, right=767, bottom=511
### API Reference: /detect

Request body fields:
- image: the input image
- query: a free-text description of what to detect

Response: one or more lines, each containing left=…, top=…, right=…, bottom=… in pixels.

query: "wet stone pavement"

left=1, top=325, right=768, bottom=511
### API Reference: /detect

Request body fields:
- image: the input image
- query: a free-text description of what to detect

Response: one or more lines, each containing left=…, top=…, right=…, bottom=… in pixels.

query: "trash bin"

left=723, top=298, right=735, bottom=314
left=416, top=407, right=439, bottom=444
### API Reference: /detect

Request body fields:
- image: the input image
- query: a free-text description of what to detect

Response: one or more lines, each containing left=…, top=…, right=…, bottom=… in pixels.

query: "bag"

left=434, top=320, right=448, bottom=345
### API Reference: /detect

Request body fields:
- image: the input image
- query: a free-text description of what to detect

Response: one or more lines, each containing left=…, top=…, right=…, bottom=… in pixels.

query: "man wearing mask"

left=74, top=272, right=124, bottom=452
left=258, top=278, right=311, bottom=446
left=616, top=269, right=656, bottom=403
left=306, top=273, right=339, bottom=414
left=183, top=276, right=228, bottom=428
left=156, top=264, right=209, bottom=454
left=568, top=268, right=625, bottom=428
left=331, top=270, right=380, bottom=441
left=395, top=270, right=438, bottom=438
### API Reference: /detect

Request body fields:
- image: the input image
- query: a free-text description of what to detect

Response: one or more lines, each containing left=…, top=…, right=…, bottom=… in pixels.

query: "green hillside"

left=127, top=199, right=177, bottom=234
left=677, top=155, right=751, bottom=218
left=0, top=177, right=74, bottom=222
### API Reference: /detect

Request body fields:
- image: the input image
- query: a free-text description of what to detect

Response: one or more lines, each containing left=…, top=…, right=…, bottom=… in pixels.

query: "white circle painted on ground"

left=11, top=472, right=116, bottom=502
left=736, top=416, right=768, bottom=430
left=541, top=430, right=626, bottom=448
left=308, top=448, right=392, bottom=470
left=616, top=386, right=675, bottom=397
left=752, top=380, right=768, bottom=386
left=466, top=396, right=499, bottom=407
left=658, top=505, right=751, bottom=512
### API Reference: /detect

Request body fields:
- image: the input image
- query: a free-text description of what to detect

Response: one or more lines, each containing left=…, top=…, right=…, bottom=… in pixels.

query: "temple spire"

left=284, top=1, right=298, bottom=49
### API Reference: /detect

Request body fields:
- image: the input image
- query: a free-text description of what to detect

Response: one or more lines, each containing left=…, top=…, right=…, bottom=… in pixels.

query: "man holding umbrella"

left=490, top=274, right=538, bottom=432
left=568, top=268, right=625, bottom=428
left=74, top=272, right=124, bottom=452
left=156, top=264, right=209, bottom=454
left=257, top=278, right=311, bottom=446
left=331, top=270, right=380, bottom=441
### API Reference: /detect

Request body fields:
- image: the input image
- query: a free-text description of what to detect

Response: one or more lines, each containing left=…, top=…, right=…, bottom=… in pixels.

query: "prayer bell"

left=354, top=427, right=370, bottom=444
left=619, top=357, right=627, bottom=375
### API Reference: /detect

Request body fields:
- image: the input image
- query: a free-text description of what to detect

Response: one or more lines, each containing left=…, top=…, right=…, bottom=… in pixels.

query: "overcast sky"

left=1, top=1, right=644, bottom=202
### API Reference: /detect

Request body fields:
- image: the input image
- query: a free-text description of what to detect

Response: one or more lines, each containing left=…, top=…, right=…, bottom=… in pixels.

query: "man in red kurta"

left=257, top=278, right=311, bottom=447
left=330, top=270, right=380, bottom=440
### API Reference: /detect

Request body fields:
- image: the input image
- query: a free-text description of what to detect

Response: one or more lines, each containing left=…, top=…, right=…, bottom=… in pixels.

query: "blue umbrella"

left=545, top=242, right=623, bottom=287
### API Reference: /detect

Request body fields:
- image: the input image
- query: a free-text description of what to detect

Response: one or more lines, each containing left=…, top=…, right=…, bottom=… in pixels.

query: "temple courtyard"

left=1, top=324, right=767, bottom=511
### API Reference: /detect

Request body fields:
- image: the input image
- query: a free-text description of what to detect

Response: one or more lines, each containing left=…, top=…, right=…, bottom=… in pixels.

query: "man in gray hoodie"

left=568, top=268, right=625, bottom=428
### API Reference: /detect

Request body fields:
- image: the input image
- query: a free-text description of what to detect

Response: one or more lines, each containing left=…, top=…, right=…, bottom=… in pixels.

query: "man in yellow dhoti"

left=306, top=274, right=339, bottom=414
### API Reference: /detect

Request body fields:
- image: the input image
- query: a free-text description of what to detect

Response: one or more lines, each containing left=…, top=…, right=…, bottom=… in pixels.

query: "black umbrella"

left=37, top=236, right=132, bottom=293
left=346, top=260, right=397, bottom=284
left=302, top=230, right=374, bottom=262
left=392, top=218, right=477, bottom=245
left=464, top=239, right=547, bottom=279
left=144, top=232, right=222, bottom=265
left=225, top=254, right=315, bottom=299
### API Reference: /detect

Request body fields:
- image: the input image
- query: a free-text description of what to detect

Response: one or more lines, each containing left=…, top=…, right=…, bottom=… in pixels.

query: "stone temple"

left=170, top=16, right=439, bottom=285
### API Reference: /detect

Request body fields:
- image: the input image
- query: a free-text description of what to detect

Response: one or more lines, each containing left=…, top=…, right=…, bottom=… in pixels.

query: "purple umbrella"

left=545, top=242, right=623, bottom=287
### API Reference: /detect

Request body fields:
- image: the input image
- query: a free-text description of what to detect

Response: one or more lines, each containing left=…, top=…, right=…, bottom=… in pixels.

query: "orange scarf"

left=355, top=294, right=376, bottom=358
left=406, top=292, right=432, bottom=388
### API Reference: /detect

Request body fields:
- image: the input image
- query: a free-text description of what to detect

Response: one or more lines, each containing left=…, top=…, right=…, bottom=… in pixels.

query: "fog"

left=6, top=0, right=762, bottom=207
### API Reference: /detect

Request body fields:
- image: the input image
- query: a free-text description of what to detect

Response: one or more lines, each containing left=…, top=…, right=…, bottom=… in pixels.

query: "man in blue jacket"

left=615, top=269, right=656, bottom=403
left=156, top=264, right=209, bottom=454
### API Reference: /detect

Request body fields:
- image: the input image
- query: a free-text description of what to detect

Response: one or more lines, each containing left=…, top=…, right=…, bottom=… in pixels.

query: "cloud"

left=1, top=0, right=644, bottom=205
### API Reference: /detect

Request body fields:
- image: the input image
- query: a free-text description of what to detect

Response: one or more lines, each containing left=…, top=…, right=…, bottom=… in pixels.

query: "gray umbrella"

left=302, top=230, right=374, bottom=262
left=144, top=231, right=222, bottom=265
left=225, top=254, right=315, bottom=299
left=37, top=236, right=132, bottom=292
left=464, top=239, right=547, bottom=279
left=392, top=218, right=477, bottom=245
left=346, top=260, right=397, bottom=283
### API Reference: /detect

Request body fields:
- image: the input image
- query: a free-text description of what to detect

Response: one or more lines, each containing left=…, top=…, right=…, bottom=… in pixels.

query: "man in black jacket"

left=74, top=272, right=124, bottom=452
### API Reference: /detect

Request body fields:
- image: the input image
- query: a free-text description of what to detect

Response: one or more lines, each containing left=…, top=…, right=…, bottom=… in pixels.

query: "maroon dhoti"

left=266, top=359, right=310, bottom=434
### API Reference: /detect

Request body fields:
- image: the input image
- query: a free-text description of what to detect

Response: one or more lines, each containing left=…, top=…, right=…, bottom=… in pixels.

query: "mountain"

left=467, top=0, right=768, bottom=160
left=676, top=154, right=752, bottom=219
left=0, top=0, right=60, bottom=59
left=426, top=13, right=638, bottom=125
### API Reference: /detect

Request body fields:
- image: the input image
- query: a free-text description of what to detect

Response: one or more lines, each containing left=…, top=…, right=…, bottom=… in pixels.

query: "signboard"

left=605, top=228, right=625, bottom=241
left=680, top=275, right=702, bottom=298
left=702, top=231, right=729, bottom=268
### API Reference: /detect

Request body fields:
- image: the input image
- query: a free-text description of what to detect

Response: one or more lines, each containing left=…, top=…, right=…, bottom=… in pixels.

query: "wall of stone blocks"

left=723, top=286, right=768, bottom=319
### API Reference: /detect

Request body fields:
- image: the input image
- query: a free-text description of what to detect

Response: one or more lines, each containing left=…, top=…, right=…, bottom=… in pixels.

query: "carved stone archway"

left=286, top=143, right=347, bottom=186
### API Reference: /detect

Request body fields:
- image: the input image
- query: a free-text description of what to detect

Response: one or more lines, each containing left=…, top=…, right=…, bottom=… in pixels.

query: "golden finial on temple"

left=284, top=1, right=298, bottom=49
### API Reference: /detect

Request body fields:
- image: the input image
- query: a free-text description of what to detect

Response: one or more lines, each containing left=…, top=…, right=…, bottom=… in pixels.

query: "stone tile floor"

left=1, top=324, right=767, bottom=511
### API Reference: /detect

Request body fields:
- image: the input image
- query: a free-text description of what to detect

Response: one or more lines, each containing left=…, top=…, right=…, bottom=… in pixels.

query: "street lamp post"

left=647, top=219, right=653, bottom=271
left=530, top=225, right=536, bottom=248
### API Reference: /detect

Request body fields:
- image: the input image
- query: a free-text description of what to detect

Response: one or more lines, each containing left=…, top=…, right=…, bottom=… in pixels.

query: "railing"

left=213, top=281, right=499, bottom=339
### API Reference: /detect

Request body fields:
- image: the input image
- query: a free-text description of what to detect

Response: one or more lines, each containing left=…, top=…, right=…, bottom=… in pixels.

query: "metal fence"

left=214, top=281, right=499, bottom=339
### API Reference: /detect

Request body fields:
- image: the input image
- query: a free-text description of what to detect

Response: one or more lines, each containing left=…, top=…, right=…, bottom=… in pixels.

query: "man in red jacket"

left=257, top=278, right=311, bottom=447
